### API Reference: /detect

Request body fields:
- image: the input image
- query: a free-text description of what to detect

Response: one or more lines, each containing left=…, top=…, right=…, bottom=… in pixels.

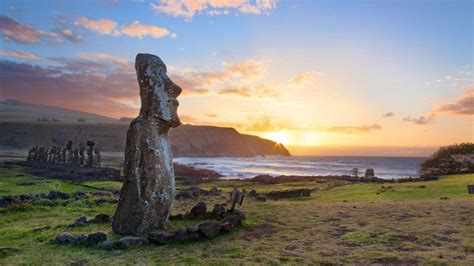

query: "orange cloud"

left=74, top=16, right=117, bottom=35
left=120, top=21, right=176, bottom=39
left=151, top=0, right=277, bottom=18
left=318, top=124, right=382, bottom=134
left=433, top=86, right=474, bottom=116
left=402, top=114, right=436, bottom=125
left=0, top=48, right=38, bottom=60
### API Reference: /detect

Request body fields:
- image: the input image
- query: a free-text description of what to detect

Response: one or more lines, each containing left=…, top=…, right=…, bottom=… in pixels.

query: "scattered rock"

left=92, top=191, right=111, bottom=197
left=255, top=195, right=266, bottom=202
left=148, top=231, right=175, bottom=245
left=71, top=216, right=88, bottom=227
left=173, top=229, right=199, bottom=242
left=248, top=189, right=258, bottom=197
left=210, top=204, right=226, bottom=218
left=70, top=259, right=89, bottom=266
left=89, top=214, right=110, bottom=224
left=56, top=233, right=74, bottom=244
left=219, top=222, right=234, bottom=232
left=190, top=202, right=207, bottom=218
left=100, top=241, right=114, bottom=250
left=209, top=187, right=220, bottom=195
left=48, top=190, right=70, bottom=200
left=74, top=191, right=87, bottom=198
left=84, top=232, right=107, bottom=246
left=115, top=236, right=145, bottom=248
left=33, top=225, right=51, bottom=233
left=198, top=221, right=221, bottom=238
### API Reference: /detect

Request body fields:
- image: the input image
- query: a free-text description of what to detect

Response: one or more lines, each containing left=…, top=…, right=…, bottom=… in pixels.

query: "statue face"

left=136, top=54, right=182, bottom=128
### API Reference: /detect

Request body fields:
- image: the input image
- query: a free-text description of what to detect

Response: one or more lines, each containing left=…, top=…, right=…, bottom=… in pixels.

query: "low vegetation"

left=420, top=142, right=474, bottom=178
left=0, top=159, right=473, bottom=264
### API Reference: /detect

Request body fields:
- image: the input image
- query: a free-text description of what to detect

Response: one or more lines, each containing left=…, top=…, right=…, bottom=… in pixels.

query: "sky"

left=0, top=0, right=473, bottom=156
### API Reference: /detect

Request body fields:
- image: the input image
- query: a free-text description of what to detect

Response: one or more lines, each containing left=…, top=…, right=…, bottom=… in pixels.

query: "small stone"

left=115, top=236, right=145, bottom=248
left=84, top=232, right=107, bottom=246
left=173, top=230, right=199, bottom=242
left=89, top=214, right=111, bottom=224
left=148, top=231, right=175, bottom=246
left=248, top=189, right=258, bottom=197
left=211, top=204, right=226, bottom=218
left=190, top=202, right=207, bottom=218
left=209, top=187, right=220, bottom=195
left=48, top=190, right=70, bottom=200
left=219, top=222, right=234, bottom=232
left=100, top=241, right=114, bottom=250
left=73, top=234, right=87, bottom=244
left=56, top=233, right=74, bottom=244
left=198, top=221, right=221, bottom=238
left=74, top=191, right=87, bottom=198
left=72, top=216, right=88, bottom=227
left=33, top=225, right=51, bottom=233
left=255, top=195, right=266, bottom=202
left=70, top=259, right=89, bottom=266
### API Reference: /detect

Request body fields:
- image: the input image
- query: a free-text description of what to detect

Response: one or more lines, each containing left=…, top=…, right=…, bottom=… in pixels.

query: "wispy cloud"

left=382, top=112, right=394, bottom=117
left=73, top=16, right=176, bottom=39
left=0, top=15, right=63, bottom=44
left=151, top=0, right=278, bottom=19
left=402, top=114, right=436, bottom=125
left=74, top=16, right=118, bottom=35
left=0, top=48, right=38, bottom=60
left=55, top=29, right=83, bottom=43
left=432, top=86, right=474, bottom=116
left=120, top=21, right=176, bottom=39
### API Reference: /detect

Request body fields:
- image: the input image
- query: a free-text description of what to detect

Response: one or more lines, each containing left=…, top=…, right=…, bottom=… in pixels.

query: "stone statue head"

left=135, top=53, right=181, bottom=128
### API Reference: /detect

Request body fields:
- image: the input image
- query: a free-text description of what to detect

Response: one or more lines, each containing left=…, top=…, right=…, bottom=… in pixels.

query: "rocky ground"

left=0, top=156, right=473, bottom=265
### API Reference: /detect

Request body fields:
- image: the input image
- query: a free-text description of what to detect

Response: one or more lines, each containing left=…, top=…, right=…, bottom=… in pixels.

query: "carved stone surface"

left=112, top=53, right=182, bottom=235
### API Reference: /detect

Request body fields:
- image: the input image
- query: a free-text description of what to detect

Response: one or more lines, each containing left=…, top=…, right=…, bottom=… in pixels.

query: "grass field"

left=0, top=160, right=473, bottom=265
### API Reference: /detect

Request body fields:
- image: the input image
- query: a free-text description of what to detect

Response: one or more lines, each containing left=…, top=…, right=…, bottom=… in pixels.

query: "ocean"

left=174, top=156, right=427, bottom=180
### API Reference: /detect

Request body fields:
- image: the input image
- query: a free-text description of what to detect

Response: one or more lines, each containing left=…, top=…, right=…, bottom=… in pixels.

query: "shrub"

left=420, top=143, right=474, bottom=177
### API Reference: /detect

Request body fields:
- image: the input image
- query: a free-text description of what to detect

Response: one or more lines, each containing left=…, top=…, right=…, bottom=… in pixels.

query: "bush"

left=420, top=143, right=474, bottom=177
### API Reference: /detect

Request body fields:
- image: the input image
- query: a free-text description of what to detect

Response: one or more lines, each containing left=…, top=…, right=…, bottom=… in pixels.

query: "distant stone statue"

left=27, top=146, right=37, bottom=161
left=93, top=145, right=101, bottom=167
left=365, top=168, right=375, bottom=177
left=86, top=140, right=94, bottom=167
left=72, top=148, right=79, bottom=165
left=60, top=148, right=67, bottom=163
left=113, top=53, right=182, bottom=235
left=352, top=167, right=359, bottom=177
left=79, top=146, right=85, bottom=166
left=46, top=148, right=53, bottom=163
left=65, top=141, right=73, bottom=164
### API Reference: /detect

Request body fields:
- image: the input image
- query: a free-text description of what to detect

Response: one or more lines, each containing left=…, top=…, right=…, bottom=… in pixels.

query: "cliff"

left=0, top=122, right=291, bottom=157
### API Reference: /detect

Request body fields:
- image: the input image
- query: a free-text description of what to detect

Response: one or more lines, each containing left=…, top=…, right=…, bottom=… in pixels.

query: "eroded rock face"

left=112, top=53, right=182, bottom=235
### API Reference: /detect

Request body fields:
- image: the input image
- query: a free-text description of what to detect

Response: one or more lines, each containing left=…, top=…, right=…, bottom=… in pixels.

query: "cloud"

left=247, top=116, right=274, bottom=131
left=432, top=86, right=474, bottom=116
left=319, top=124, right=382, bottom=134
left=218, top=88, right=251, bottom=97
left=55, top=29, right=83, bottom=43
left=0, top=49, right=38, bottom=60
left=73, top=17, right=175, bottom=39
left=382, top=112, right=394, bottom=118
left=74, top=16, right=118, bottom=35
left=120, top=21, right=176, bottom=39
left=150, top=0, right=277, bottom=19
left=169, top=59, right=265, bottom=95
left=0, top=15, right=62, bottom=44
left=402, top=114, right=436, bottom=125
left=0, top=56, right=139, bottom=118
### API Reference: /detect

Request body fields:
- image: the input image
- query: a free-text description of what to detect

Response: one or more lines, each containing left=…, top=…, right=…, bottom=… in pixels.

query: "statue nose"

left=166, top=77, right=182, bottom=97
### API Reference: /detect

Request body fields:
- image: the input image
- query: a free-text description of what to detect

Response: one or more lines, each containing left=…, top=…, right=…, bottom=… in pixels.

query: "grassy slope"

left=0, top=163, right=473, bottom=265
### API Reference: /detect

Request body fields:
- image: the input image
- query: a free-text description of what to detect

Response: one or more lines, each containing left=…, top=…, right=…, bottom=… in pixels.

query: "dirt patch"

left=240, top=223, right=278, bottom=241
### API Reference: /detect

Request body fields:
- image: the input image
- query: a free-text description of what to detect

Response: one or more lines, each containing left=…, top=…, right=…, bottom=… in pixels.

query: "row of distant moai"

left=27, top=140, right=101, bottom=167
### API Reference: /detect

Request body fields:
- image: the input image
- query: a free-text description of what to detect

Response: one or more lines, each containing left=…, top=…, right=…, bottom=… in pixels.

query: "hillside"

left=0, top=122, right=290, bottom=157
left=0, top=99, right=120, bottom=123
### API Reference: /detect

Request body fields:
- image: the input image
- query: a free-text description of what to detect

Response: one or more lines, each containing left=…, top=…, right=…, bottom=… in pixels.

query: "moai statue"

left=65, top=141, right=73, bottom=164
left=46, top=147, right=53, bottom=163
left=72, top=148, right=79, bottom=165
left=27, top=146, right=37, bottom=161
left=86, top=140, right=94, bottom=167
left=79, top=146, right=85, bottom=166
left=93, top=145, right=102, bottom=168
left=54, top=147, right=61, bottom=164
left=113, top=54, right=182, bottom=235
left=351, top=167, right=359, bottom=178
left=37, top=147, right=45, bottom=161
left=60, top=148, right=67, bottom=164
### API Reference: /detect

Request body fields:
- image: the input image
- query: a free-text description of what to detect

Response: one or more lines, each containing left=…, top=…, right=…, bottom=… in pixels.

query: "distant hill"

left=0, top=99, right=120, bottom=123
left=0, top=101, right=290, bottom=157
